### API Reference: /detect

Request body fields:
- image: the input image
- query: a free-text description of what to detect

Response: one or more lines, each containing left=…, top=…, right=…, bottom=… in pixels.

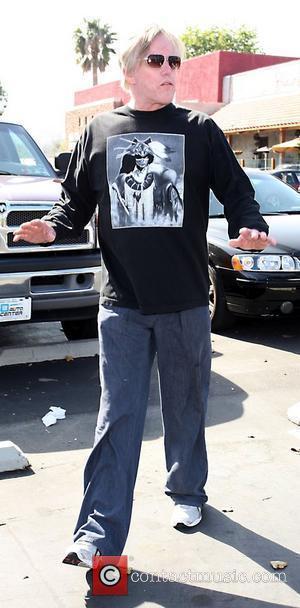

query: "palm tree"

left=74, top=19, right=117, bottom=86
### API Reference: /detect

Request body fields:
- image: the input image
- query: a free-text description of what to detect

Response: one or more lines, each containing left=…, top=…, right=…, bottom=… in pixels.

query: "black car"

left=208, top=168, right=300, bottom=331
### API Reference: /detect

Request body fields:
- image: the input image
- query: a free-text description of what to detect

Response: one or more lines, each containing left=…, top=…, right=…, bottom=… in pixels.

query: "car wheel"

left=61, top=318, right=98, bottom=341
left=209, top=265, right=234, bottom=331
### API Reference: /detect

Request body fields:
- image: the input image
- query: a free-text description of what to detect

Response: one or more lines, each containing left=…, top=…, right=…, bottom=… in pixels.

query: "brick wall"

left=65, top=99, right=123, bottom=148
left=74, top=81, right=130, bottom=106
left=65, top=51, right=299, bottom=146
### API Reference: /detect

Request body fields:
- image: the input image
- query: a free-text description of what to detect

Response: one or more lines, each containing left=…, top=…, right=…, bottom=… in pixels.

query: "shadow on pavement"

left=81, top=504, right=299, bottom=606
left=83, top=568, right=295, bottom=608
left=1, top=314, right=298, bottom=455
left=0, top=357, right=100, bottom=454
left=0, top=352, right=247, bottom=452
left=143, top=370, right=247, bottom=439
left=215, top=316, right=300, bottom=355
left=183, top=506, right=299, bottom=595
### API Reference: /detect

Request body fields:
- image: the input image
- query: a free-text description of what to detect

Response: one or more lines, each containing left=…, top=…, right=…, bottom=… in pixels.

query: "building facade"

left=213, top=58, right=300, bottom=167
left=65, top=50, right=300, bottom=167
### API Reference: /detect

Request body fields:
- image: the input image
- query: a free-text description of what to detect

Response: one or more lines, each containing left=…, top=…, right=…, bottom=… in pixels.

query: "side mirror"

left=54, top=152, right=71, bottom=177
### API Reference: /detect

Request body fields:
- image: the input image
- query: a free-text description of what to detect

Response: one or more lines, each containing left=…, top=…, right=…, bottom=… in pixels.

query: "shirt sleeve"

left=207, top=118, right=269, bottom=239
left=42, top=126, right=97, bottom=242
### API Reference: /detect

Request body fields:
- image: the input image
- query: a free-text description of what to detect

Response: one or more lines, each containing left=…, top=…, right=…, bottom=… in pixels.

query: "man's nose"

left=161, top=58, right=172, bottom=74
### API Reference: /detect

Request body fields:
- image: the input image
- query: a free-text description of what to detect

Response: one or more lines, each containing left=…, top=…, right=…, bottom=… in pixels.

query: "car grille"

left=7, top=230, right=89, bottom=248
left=6, top=210, right=47, bottom=226
left=0, top=202, right=95, bottom=253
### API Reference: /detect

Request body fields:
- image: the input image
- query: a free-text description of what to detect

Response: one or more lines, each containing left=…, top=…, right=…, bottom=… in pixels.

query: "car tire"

left=61, top=317, right=98, bottom=341
left=209, top=265, right=234, bottom=332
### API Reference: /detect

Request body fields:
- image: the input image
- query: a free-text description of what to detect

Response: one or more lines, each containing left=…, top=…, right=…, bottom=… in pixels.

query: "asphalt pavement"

left=0, top=321, right=98, bottom=366
left=0, top=317, right=300, bottom=607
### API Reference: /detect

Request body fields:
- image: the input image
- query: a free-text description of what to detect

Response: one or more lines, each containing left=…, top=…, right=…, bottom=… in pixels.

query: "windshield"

left=209, top=171, right=300, bottom=217
left=0, top=123, right=55, bottom=178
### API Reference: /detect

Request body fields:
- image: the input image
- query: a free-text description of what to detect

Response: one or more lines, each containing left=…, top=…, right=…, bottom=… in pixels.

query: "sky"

left=0, top=0, right=299, bottom=149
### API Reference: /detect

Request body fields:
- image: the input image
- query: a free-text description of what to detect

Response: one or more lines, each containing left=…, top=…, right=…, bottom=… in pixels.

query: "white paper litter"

left=287, top=402, right=300, bottom=426
left=42, top=406, right=66, bottom=427
left=49, top=406, right=66, bottom=419
left=42, top=412, right=57, bottom=427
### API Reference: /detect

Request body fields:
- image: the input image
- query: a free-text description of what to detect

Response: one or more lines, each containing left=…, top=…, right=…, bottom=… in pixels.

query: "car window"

left=209, top=172, right=300, bottom=216
left=282, top=172, right=296, bottom=186
left=251, top=174, right=300, bottom=213
left=209, top=191, right=224, bottom=216
left=0, top=123, right=54, bottom=177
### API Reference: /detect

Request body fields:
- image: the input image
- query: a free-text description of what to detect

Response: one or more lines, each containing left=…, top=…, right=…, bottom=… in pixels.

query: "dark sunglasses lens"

left=147, top=54, right=164, bottom=67
left=168, top=56, right=181, bottom=69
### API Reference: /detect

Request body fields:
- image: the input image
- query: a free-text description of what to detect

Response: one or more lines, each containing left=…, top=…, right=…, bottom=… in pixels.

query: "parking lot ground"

left=0, top=322, right=98, bottom=366
left=0, top=318, right=300, bottom=608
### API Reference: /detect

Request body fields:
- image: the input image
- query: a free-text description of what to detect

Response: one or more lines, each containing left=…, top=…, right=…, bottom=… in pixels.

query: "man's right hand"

left=13, top=219, right=56, bottom=244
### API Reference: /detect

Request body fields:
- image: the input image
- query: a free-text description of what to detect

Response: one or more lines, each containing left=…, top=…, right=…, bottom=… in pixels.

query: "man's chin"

left=159, top=91, right=175, bottom=104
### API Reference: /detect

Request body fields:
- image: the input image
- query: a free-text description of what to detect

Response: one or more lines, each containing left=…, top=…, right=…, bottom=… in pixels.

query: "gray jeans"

left=73, top=304, right=211, bottom=555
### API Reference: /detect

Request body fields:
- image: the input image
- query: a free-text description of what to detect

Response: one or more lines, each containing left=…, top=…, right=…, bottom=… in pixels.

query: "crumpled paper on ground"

left=42, top=406, right=66, bottom=427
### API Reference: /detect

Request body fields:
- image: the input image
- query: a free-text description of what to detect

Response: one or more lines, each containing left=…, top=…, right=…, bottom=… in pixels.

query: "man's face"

left=135, top=156, right=150, bottom=169
left=127, top=33, right=181, bottom=111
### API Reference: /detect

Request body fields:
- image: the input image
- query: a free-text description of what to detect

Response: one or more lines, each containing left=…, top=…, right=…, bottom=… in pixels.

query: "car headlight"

left=257, top=256, right=281, bottom=271
left=231, top=254, right=300, bottom=271
left=282, top=255, right=297, bottom=270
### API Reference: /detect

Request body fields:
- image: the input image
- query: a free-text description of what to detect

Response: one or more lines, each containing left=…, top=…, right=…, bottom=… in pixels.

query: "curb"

left=0, top=339, right=99, bottom=367
left=0, top=440, right=30, bottom=472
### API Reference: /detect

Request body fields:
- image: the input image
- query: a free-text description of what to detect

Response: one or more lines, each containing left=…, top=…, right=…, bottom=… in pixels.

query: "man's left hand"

left=228, top=228, right=277, bottom=250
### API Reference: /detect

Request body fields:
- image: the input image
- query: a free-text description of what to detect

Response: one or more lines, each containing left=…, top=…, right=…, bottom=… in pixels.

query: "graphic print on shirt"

left=107, top=133, right=185, bottom=228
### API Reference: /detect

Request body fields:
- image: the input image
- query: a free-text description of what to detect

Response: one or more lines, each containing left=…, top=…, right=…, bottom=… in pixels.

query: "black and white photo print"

left=107, top=133, right=185, bottom=228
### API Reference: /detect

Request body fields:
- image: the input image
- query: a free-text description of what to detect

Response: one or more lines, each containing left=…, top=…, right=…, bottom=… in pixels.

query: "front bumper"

left=0, top=250, right=101, bottom=322
left=219, top=267, right=300, bottom=317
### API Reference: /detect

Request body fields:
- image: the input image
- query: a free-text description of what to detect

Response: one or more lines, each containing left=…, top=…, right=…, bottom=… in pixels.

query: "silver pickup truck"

left=0, top=121, right=101, bottom=340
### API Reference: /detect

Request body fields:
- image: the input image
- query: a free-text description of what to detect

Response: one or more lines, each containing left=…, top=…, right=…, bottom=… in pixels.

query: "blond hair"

left=120, top=24, right=185, bottom=91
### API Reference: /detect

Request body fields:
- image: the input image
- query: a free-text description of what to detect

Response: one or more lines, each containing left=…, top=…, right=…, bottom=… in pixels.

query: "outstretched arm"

left=207, top=119, right=276, bottom=249
left=14, top=126, right=97, bottom=246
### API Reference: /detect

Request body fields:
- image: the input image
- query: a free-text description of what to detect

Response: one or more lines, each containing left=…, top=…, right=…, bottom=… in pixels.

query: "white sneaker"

left=171, top=504, right=202, bottom=528
left=62, top=539, right=101, bottom=568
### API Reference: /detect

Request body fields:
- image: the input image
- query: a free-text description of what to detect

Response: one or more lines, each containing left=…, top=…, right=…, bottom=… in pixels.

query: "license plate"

left=0, top=297, right=32, bottom=322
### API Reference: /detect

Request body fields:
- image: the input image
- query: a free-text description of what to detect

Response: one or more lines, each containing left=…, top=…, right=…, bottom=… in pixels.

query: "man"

left=13, top=25, right=276, bottom=568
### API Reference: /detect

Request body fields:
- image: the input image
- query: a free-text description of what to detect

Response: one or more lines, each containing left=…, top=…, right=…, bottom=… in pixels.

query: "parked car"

left=270, top=164, right=300, bottom=193
left=0, top=121, right=101, bottom=340
left=208, top=168, right=300, bottom=331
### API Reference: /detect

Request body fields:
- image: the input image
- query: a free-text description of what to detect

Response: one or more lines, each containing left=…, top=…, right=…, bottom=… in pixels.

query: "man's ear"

left=124, top=68, right=136, bottom=86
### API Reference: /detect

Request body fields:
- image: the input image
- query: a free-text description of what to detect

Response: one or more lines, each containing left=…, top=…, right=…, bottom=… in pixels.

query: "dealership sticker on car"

left=0, top=297, right=31, bottom=322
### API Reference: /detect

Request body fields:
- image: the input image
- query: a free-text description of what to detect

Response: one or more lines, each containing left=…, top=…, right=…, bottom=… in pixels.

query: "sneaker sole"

left=173, top=514, right=202, bottom=529
left=62, top=546, right=101, bottom=568
left=62, top=551, right=91, bottom=568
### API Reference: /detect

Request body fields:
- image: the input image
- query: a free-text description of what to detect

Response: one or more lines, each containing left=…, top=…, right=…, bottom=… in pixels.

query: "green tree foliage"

left=74, top=19, right=117, bottom=86
left=181, top=25, right=263, bottom=58
left=0, top=81, right=8, bottom=115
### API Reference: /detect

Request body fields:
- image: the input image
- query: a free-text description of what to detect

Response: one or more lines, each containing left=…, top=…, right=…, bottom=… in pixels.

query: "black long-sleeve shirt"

left=43, top=103, right=269, bottom=314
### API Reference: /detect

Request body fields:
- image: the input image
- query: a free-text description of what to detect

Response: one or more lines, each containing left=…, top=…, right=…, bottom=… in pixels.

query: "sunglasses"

left=143, top=54, right=181, bottom=70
